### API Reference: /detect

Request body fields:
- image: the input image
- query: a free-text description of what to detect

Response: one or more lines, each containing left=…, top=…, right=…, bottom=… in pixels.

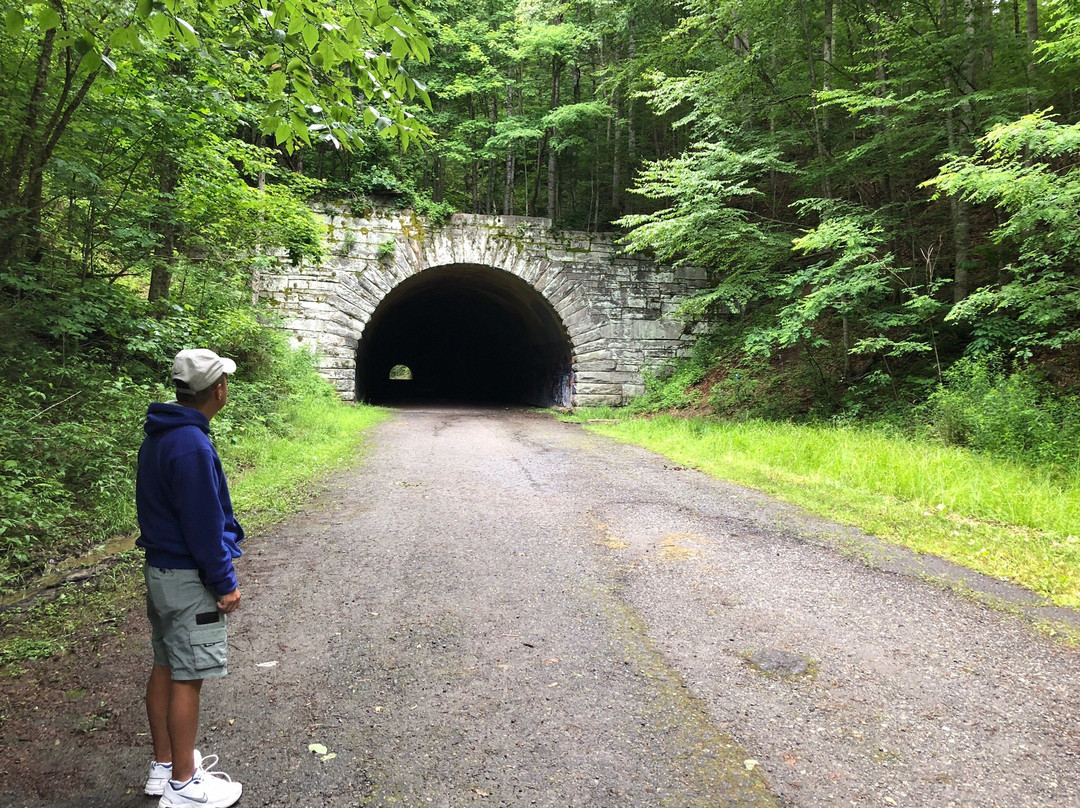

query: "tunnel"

left=355, top=264, right=574, bottom=407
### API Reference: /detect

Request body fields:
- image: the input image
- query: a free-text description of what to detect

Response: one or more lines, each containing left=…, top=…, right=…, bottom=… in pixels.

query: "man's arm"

left=171, top=448, right=240, bottom=597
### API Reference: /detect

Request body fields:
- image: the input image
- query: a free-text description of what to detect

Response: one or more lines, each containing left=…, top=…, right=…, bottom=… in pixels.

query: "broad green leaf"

left=148, top=12, right=171, bottom=39
left=36, top=6, right=61, bottom=31
left=260, top=46, right=283, bottom=67
left=268, top=70, right=286, bottom=95
left=291, top=113, right=311, bottom=144
left=79, top=51, right=102, bottom=74
left=175, top=17, right=198, bottom=47
left=302, top=23, right=318, bottom=52
left=5, top=9, right=23, bottom=36
left=73, top=32, right=94, bottom=55
left=293, top=81, right=316, bottom=105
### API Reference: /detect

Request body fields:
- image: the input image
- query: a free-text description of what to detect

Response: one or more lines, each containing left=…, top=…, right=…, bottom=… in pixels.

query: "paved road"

left=5, top=407, right=1080, bottom=807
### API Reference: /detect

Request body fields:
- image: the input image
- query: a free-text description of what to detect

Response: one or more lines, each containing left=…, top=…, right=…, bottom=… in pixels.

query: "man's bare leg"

left=167, top=678, right=204, bottom=782
left=146, top=664, right=174, bottom=764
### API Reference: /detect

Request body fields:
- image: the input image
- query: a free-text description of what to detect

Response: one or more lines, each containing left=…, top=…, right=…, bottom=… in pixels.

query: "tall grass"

left=227, top=398, right=389, bottom=531
left=575, top=413, right=1080, bottom=607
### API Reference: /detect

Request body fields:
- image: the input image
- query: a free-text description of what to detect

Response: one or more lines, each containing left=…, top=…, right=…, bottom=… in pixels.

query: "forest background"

left=1, top=0, right=1080, bottom=611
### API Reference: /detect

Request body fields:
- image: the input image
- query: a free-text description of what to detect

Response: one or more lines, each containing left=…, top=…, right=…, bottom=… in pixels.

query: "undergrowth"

left=0, top=394, right=388, bottom=674
left=0, top=262, right=352, bottom=592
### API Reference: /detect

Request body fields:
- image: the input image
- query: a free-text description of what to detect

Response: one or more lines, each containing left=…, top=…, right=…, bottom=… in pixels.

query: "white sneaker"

left=144, top=750, right=204, bottom=796
left=158, top=764, right=242, bottom=808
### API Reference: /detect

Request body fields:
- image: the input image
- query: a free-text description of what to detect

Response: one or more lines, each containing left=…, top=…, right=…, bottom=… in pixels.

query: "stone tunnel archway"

left=254, top=210, right=710, bottom=406
left=356, top=263, right=574, bottom=407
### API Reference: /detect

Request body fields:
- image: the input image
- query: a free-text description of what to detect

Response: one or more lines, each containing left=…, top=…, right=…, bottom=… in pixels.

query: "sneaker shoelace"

left=197, top=755, right=235, bottom=783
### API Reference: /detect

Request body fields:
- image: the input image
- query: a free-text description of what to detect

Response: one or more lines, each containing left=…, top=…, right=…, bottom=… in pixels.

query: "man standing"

left=136, top=349, right=244, bottom=808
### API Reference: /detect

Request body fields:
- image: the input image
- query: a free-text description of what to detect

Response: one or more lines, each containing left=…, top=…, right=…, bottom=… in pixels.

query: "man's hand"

left=217, top=588, right=241, bottom=613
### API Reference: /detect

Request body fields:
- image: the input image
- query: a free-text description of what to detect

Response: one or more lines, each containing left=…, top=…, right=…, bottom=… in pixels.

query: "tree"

left=0, top=0, right=432, bottom=268
left=616, top=0, right=1079, bottom=392
left=927, top=112, right=1080, bottom=356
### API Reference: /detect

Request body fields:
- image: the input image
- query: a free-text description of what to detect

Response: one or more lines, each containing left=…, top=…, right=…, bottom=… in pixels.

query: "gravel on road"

left=1, top=407, right=1077, bottom=808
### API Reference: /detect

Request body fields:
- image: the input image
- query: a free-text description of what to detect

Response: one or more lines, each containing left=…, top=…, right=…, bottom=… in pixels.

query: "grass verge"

left=225, top=397, right=389, bottom=532
left=0, top=399, right=389, bottom=675
left=565, top=410, right=1080, bottom=608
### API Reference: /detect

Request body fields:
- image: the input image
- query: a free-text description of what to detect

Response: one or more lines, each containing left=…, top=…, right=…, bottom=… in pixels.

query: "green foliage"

left=0, top=256, right=341, bottom=592
left=627, top=318, right=835, bottom=421
left=925, top=355, right=1080, bottom=474
left=741, top=201, right=949, bottom=385
left=619, top=141, right=794, bottom=310
left=616, top=0, right=1080, bottom=404
left=377, top=239, right=397, bottom=260
left=406, top=193, right=456, bottom=225
left=629, top=361, right=708, bottom=414
left=925, top=111, right=1080, bottom=356
left=0, top=0, right=433, bottom=283
left=705, top=355, right=814, bottom=422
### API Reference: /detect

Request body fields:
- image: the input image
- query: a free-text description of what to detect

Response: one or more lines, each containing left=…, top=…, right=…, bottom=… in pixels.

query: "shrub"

left=925, top=354, right=1080, bottom=474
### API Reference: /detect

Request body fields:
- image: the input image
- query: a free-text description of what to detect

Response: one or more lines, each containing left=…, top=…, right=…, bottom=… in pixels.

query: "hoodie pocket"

left=189, top=625, right=227, bottom=670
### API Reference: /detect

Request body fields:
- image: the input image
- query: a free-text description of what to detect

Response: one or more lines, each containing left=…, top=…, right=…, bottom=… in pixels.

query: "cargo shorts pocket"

left=189, top=625, right=228, bottom=671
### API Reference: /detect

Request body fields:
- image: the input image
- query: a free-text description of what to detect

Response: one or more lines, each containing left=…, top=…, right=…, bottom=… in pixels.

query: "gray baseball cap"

left=172, top=349, right=237, bottom=394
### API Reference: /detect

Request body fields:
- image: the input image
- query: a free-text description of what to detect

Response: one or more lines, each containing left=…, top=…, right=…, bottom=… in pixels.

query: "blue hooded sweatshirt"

left=136, top=402, right=244, bottom=596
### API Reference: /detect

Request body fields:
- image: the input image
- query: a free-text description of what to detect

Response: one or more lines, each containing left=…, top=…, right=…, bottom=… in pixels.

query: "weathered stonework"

left=254, top=208, right=709, bottom=406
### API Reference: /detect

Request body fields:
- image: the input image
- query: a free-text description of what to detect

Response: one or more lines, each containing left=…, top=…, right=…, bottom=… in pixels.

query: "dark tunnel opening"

left=356, top=265, right=574, bottom=407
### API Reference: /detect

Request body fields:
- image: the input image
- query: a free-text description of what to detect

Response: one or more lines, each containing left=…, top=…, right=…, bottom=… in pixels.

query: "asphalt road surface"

left=3, top=407, right=1079, bottom=807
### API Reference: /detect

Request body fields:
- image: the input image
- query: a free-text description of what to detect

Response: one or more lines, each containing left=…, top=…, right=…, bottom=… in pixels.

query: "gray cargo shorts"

left=144, top=565, right=228, bottom=680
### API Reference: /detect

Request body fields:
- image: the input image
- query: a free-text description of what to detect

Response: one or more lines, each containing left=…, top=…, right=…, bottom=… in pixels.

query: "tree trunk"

left=546, top=55, right=562, bottom=221
left=148, top=156, right=179, bottom=304
left=627, top=26, right=638, bottom=169
left=0, top=29, right=55, bottom=262
left=823, top=0, right=834, bottom=102
left=503, top=87, right=515, bottom=215
left=611, top=92, right=622, bottom=213
left=868, top=0, right=893, bottom=205
left=799, top=0, right=832, bottom=198
left=953, top=0, right=978, bottom=303
left=530, top=140, right=542, bottom=217
left=1026, top=0, right=1038, bottom=110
